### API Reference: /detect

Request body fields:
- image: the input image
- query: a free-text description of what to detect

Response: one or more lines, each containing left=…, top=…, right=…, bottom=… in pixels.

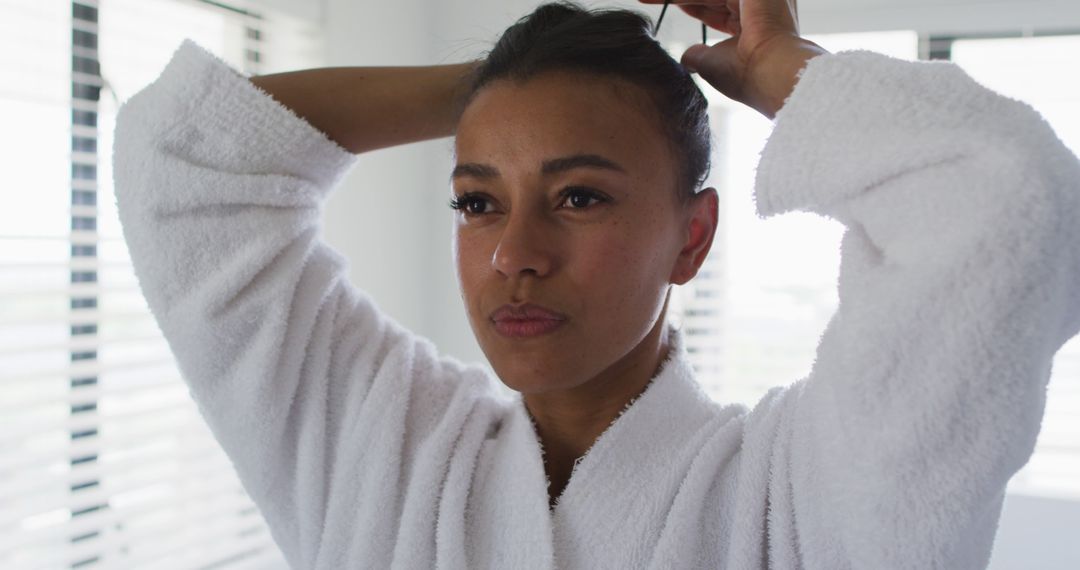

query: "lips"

left=490, top=303, right=567, bottom=338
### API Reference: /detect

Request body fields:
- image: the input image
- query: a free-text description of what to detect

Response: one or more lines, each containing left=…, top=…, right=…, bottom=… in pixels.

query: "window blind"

left=1, top=1, right=320, bottom=567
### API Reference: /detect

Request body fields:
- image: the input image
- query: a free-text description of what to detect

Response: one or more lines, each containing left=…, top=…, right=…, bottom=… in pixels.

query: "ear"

left=669, top=187, right=718, bottom=286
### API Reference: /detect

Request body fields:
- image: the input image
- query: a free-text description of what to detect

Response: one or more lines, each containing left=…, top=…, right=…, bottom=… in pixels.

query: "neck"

left=523, top=315, right=673, bottom=507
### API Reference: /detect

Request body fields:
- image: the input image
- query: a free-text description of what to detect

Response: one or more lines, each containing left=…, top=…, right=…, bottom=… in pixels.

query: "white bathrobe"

left=112, top=39, right=1080, bottom=569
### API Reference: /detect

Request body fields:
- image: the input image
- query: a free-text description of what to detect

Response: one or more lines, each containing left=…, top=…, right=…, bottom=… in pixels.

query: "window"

left=1, top=0, right=319, bottom=567
left=949, top=33, right=1080, bottom=501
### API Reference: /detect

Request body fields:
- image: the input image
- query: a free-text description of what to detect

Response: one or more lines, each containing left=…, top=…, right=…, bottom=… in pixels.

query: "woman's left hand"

left=639, top=0, right=829, bottom=119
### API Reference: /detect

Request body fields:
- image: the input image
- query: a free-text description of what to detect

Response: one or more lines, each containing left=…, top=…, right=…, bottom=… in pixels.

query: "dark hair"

left=466, top=1, right=711, bottom=199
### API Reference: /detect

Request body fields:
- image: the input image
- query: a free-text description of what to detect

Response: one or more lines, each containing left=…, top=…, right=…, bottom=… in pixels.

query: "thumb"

left=680, top=44, right=709, bottom=73
left=681, top=38, right=743, bottom=101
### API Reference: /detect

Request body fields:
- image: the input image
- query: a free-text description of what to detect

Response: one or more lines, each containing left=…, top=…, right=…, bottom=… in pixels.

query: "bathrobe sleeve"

left=746, top=51, right=1080, bottom=568
left=112, top=40, right=496, bottom=567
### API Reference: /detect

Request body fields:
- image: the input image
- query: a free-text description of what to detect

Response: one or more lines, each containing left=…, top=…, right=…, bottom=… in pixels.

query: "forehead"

left=454, top=71, right=671, bottom=173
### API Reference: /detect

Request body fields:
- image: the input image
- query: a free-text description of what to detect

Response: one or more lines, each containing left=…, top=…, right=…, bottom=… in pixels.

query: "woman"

left=113, top=0, right=1080, bottom=568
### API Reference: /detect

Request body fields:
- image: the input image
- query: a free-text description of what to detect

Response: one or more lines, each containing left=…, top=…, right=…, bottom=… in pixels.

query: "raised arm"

left=747, top=50, right=1080, bottom=569
left=642, top=0, right=1080, bottom=566
left=249, top=59, right=477, bottom=154
left=112, top=40, right=495, bottom=567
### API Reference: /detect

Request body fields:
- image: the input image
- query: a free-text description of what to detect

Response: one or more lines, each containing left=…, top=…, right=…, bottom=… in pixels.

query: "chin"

left=488, top=358, right=580, bottom=395
left=469, top=319, right=592, bottom=394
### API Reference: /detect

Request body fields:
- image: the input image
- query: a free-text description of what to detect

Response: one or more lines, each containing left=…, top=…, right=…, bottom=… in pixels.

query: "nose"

left=491, top=212, right=555, bottom=279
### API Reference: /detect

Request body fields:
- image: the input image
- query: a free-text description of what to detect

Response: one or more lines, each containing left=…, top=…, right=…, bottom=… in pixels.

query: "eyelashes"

left=447, top=196, right=465, bottom=209
left=449, top=187, right=609, bottom=216
left=448, top=192, right=485, bottom=214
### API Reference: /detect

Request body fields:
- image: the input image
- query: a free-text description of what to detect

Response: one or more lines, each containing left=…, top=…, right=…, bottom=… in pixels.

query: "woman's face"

left=452, top=70, right=713, bottom=394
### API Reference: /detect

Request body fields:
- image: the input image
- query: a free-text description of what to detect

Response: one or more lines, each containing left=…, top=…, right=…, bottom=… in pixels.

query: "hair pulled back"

left=467, top=1, right=712, bottom=198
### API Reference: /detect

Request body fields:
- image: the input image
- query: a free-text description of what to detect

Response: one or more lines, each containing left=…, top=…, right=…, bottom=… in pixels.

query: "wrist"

left=745, top=38, right=829, bottom=119
left=447, top=61, right=482, bottom=131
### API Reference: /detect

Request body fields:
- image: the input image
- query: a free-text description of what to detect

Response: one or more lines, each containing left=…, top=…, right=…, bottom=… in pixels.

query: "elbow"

left=1000, top=134, right=1080, bottom=346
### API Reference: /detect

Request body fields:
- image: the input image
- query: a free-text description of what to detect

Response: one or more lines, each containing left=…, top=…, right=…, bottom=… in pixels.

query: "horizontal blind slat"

left=0, top=450, right=252, bottom=547
left=0, top=353, right=173, bottom=386
left=2, top=280, right=138, bottom=292
left=0, top=308, right=153, bottom=329
left=0, top=332, right=165, bottom=359
left=115, top=504, right=271, bottom=570
left=1, top=446, right=241, bottom=529
left=1, top=389, right=196, bottom=447
left=27, top=514, right=270, bottom=570
left=1, top=482, right=262, bottom=567
left=1, top=433, right=233, bottom=519
left=0, top=370, right=179, bottom=414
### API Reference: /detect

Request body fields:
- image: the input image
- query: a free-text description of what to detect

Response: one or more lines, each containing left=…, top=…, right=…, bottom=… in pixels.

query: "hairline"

left=461, top=67, right=696, bottom=202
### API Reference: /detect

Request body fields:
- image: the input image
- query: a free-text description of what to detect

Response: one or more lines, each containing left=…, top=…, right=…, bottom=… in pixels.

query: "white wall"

left=990, top=493, right=1080, bottom=569
left=800, top=0, right=1080, bottom=35
left=318, top=0, right=455, bottom=355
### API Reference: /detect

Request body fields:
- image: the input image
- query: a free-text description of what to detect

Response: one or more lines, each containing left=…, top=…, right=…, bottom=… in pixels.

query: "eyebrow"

left=450, top=153, right=628, bottom=180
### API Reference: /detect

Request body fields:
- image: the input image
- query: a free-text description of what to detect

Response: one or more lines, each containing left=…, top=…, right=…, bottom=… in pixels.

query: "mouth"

left=489, top=302, right=567, bottom=339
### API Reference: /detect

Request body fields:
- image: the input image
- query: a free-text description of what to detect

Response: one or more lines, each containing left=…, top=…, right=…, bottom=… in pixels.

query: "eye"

left=558, top=186, right=608, bottom=210
left=449, top=192, right=493, bottom=216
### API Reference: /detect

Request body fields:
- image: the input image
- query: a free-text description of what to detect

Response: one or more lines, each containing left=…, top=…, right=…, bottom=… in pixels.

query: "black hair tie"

left=653, top=0, right=670, bottom=35
left=654, top=1, right=709, bottom=45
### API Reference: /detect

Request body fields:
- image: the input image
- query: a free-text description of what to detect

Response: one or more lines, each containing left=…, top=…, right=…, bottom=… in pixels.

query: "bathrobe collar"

left=504, top=325, right=723, bottom=567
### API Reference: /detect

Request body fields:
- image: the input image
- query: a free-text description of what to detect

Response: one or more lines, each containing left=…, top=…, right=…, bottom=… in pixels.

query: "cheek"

left=578, top=234, right=633, bottom=277
left=454, top=229, right=492, bottom=301
left=573, top=219, right=671, bottom=302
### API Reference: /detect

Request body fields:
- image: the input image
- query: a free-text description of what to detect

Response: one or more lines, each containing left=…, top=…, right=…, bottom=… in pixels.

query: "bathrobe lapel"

left=548, top=333, right=724, bottom=569
left=465, top=395, right=557, bottom=569
left=466, top=328, right=723, bottom=569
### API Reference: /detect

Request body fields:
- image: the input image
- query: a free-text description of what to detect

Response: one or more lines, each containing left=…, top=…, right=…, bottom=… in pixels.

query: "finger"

left=724, top=0, right=741, bottom=33
left=743, top=0, right=799, bottom=33
left=639, top=1, right=736, bottom=6
left=681, top=37, right=742, bottom=98
left=677, top=4, right=738, bottom=35
left=657, top=0, right=797, bottom=34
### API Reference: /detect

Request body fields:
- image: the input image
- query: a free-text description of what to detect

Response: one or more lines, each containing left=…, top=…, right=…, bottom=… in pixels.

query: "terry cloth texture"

left=113, top=39, right=1080, bottom=569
